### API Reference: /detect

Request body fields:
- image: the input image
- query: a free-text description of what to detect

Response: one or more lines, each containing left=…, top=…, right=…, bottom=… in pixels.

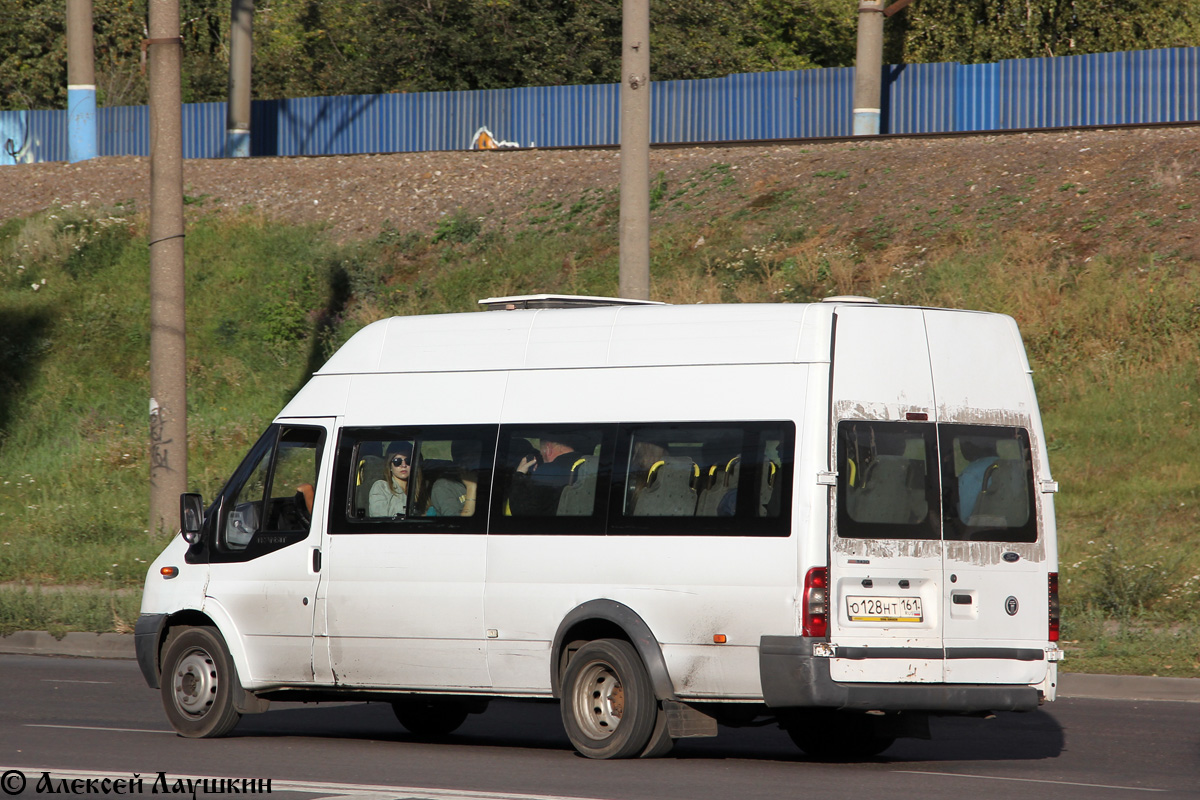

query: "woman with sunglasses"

left=369, top=442, right=413, bottom=517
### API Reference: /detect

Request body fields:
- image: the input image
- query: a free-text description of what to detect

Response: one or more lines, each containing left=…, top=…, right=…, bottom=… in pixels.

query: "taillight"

left=802, top=566, right=829, bottom=638
left=1048, top=572, right=1060, bottom=642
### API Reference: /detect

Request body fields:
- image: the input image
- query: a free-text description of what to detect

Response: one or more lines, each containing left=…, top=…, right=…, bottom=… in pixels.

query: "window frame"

left=606, top=420, right=795, bottom=538
left=939, top=423, right=1038, bottom=544
left=190, top=424, right=326, bottom=564
left=487, top=423, right=616, bottom=536
left=835, top=420, right=1040, bottom=544
left=329, top=424, right=498, bottom=535
left=835, top=420, right=941, bottom=541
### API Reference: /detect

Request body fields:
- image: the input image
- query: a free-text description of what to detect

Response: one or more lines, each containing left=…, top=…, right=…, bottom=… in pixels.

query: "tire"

left=160, top=626, right=242, bottom=738
left=784, top=709, right=895, bottom=761
left=639, top=704, right=675, bottom=758
left=392, top=698, right=470, bottom=737
left=560, top=639, right=658, bottom=759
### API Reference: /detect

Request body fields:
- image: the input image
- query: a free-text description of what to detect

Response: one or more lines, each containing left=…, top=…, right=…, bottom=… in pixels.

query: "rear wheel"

left=561, top=639, right=658, bottom=759
left=391, top=698, right=470, bottom=737
left=160, top=626, right=242, bottom=738
left=784, top=709, right=895, bottom=760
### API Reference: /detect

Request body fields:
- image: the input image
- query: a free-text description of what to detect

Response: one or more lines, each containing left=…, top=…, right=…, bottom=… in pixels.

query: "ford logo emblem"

left=1005, top=596, right=1019, bottom=616
left=1003, top=552, right=1020, bottom=563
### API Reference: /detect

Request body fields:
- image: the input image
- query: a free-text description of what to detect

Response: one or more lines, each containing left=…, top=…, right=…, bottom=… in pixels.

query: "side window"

left=225, top=444, right=270, bottom=549
left=220, top=425, right=325, bottom=557
left=330, top=425, right=496, bottom=534
left=837, top=420, right=939, bottom=540
left=611, top=422, right=794, bottom=536
left=346, top=439, right=415, bottom=520
left=490, top=425, right=613, bottom=535
left=940, top=425, right=1036, bottom=543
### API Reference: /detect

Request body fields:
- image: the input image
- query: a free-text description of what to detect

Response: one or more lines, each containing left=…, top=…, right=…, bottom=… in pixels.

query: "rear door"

left=828, top=306, right=944, bottom=683
left=924, top=310, right=1051, bottom=686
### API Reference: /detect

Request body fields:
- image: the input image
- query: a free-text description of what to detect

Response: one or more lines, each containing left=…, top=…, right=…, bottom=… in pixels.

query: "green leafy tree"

left=755, top=0, right=858, bottom=70
left=0, top=0, right=67, bottom=110
left=92, top=0, right=148, bottom=108
left=889, top=0, right=1200, bottom=64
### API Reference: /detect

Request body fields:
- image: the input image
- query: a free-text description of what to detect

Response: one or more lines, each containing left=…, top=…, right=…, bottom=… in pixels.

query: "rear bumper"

left=759, top=635, right=1041, bottom=713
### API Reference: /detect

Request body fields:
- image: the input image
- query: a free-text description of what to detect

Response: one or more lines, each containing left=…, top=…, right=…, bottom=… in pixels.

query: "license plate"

left=846, top=595, right=924, bottom=623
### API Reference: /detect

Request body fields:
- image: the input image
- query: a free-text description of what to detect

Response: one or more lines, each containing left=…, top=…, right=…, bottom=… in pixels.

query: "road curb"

left=2, top=632, right=1197, bottom=703
left=0, top=631, right=135, bottom=660
left=1057, top=672, right=1200, bottom=703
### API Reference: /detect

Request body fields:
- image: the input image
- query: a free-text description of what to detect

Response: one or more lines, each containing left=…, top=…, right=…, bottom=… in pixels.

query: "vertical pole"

left=226, top=0, right=253, bottom=158
left=853, top=0, right=885, bottom=136
left=618, top=0, right=650, bottom=301
left=147, top=0, right=188, bottom=536
left=66, top=0, right=97, bottom=163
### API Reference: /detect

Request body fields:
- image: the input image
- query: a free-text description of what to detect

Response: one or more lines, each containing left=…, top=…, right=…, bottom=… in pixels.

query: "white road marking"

left=40, top=679, right=112, bottom=685
left=896, top=770, right=1167, bottom=792
left=1, top=768, right=606, bottom=800
left=24, top=724, right=173, bottom=734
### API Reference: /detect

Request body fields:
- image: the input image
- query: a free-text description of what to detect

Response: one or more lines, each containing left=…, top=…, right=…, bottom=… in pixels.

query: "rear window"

left=837, top=421, right=940, bottom=540
left=940, top=425, right=1037, bottom=543
left=836, top=421, right=1038, bottom=543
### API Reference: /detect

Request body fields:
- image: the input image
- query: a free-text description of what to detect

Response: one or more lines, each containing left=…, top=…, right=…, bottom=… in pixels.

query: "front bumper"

left=759, top=636, right=1041, bottom=713
left=134, top=613, right=168, bottom=689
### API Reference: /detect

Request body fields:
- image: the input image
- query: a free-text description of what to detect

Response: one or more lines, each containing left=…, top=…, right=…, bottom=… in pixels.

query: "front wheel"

left=561, top=639, right=658, bottom=759
left=160, top=626, right=242, bottom=738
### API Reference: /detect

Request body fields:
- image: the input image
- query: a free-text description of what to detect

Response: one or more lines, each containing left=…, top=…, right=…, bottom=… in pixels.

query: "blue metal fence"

left=3, top=46, right=1198, bottom=165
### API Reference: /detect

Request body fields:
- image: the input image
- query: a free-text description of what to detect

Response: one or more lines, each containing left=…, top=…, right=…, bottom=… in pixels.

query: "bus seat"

left=846, top=455, right=927, bottom=525
left=758, top=458, right=778, bottom=511
left=967, top=460, right=1029, bottom=529
left=696, top=455, right=740, bottom=517
left=354, top=453, right=385, bottom=517
left=631, top=456, right=700, bottom=517
left=557, top=455, right=600, bottom=516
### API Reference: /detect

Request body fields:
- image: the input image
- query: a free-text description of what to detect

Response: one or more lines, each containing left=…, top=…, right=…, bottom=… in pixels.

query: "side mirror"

left=180, top=493, right=205, bottom=544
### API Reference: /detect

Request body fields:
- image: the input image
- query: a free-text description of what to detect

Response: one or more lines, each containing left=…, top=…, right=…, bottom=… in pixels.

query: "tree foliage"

left=1, top=0, right=1194, bottom=111
left=889, top=0, right=1200, bottom=64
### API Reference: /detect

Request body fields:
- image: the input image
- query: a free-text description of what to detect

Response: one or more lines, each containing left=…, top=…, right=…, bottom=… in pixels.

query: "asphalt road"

left=1, top=654, right=1198, bottom=800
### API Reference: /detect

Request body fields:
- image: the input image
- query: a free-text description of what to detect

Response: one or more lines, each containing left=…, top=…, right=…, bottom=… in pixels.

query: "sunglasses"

left=390, top=456, right=411, bottom=466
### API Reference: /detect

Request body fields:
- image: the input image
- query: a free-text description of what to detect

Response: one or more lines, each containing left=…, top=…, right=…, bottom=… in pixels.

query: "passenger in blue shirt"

left=957, top=438, right=999, bottom=521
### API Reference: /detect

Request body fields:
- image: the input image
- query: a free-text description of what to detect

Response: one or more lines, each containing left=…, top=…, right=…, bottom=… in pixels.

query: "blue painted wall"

left=3, top=46, right=1198, bottom=165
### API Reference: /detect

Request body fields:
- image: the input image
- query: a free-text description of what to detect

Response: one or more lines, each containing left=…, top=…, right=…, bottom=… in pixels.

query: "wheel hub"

left=173, top=649, right=218, bottom=718
left=575, top=661, right=624, bottom=740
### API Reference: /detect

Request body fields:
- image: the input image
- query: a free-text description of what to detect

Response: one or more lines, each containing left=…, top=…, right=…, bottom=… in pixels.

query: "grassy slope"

left=0, top=171, right=1197, bottom=675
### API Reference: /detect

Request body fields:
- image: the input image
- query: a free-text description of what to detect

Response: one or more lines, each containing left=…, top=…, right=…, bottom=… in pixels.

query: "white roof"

left=315, top=302, right=851, bottom=375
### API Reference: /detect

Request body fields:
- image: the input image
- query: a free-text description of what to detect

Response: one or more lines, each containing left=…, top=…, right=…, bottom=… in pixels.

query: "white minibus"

left=137, top=295, right=1062, bottom=759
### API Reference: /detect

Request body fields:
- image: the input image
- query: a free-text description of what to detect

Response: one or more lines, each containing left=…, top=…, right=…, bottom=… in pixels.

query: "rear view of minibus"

left=763, top=302, right=1061, bottom=758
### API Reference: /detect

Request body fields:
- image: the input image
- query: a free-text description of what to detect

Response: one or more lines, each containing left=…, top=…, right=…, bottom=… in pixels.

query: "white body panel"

left=828, top=307, right=1057, bottom=687
left=829, top=306, right=944, bottom=683
left=925, top=311, right=1054, bottom=685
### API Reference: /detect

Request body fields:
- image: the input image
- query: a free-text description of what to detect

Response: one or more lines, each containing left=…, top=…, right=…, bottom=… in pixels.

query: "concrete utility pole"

left=226, top=0, right=253, bottom=157
left=147, top=0, right=188, bottom=536
left=66, top=0, right=97, bottom=162
left=853, top=0, right=885, bottom=135
left=618, top=0, right=650, bottom=301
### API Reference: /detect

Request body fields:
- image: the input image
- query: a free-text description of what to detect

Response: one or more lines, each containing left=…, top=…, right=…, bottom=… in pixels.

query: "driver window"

left=225, top=447, right=270, bottom=549
left=222, top=426, right=323, bottom=551
left=266, top=431, right=321, bottom=532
